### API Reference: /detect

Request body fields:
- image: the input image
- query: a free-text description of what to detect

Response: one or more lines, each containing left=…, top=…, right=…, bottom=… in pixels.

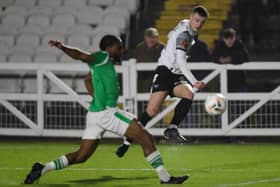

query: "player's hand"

left=193, top=81, right=205, bottom=90
left=48, top=40, right=63, bottom=49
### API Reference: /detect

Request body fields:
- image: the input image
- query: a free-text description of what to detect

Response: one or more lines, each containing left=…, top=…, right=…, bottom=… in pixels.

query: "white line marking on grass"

left=0, top=167, right=190, bottom=171
left=215, top=178, right=280, bottom=187
left=0, top=167, right=279, bottom=173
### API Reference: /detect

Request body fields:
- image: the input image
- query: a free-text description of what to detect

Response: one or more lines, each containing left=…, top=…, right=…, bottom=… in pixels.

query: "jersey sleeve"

left=81, top=52, right=95, bottom=64
left=176, top=31, right=190, bottom=52
left=88, top=51, right=108, bottom=66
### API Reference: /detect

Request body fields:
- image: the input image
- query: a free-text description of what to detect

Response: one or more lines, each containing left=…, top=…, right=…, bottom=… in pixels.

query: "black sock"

left=170, top=99, right=193, bottom=126
left=138, top=111, right=152, bottom=127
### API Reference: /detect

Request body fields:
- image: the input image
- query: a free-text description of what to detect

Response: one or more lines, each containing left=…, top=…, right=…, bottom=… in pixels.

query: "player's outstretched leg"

left=163, top=99, right=192, bottom=144
left=116, top=92, right=167, bottom=157
left=124, top=119, right=189, bottom=184
left=116, top=111, right=152, bottom=157
left=24, top=140, right=99, bottom=184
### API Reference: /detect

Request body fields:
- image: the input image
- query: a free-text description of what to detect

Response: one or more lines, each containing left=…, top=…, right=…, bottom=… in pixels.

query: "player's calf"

left=124, top=121, right=188, bottom=184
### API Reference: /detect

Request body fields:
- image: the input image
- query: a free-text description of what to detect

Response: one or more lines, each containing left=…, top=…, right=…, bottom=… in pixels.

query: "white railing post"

left=37, top=68, right=44, bottom=135
left=129, top=58, right=137, bottom=115
left=220, top=68, right=229, bottom=131
left=120, top=61, right=132, bottom=112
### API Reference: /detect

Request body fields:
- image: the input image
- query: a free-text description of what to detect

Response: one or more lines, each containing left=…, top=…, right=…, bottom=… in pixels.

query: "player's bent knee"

left=146, top=107, right=159, bottom=117
left=182, top=87, right=194, bottom=99
left=188, top=92, right=194, bottom=100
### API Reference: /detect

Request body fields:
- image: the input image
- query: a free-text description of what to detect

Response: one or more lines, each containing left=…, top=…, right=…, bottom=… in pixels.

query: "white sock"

left=156, top=165, right=171, bottom=182
left=41, top=155, right=69, bottom=175
left=146, top=150, right=170, bottom=182
left=123, top=137, right=131, bottom=145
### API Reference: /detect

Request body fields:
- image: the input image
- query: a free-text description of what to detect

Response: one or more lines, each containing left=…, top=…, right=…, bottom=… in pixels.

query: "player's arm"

left=48, top=40, right=94, bottom=63
left=84, top=72, right=94, bottom=97
left=176, top=32, right=205, bottom=90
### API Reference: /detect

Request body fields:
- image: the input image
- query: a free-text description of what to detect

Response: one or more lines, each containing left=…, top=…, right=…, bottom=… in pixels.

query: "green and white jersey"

left=88, top=51, right=120, bottom=112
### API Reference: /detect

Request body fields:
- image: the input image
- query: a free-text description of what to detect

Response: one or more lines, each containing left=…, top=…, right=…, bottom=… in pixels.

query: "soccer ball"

left=205, top=93, right=226, bottom=115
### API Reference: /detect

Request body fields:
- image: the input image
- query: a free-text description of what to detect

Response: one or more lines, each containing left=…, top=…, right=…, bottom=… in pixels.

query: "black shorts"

left=151, top=66, right=191, bottom=97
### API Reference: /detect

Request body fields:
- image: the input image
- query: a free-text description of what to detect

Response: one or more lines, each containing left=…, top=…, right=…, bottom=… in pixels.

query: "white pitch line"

left=0, top=167, right=279, bottom=173
left=0, top=167, right=190, bottom=171
left=214, top=178, right=280, bottom=187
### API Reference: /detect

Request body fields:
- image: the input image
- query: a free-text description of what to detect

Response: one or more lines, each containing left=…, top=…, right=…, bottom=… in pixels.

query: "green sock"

left=41, top=155, right=69, bottom=175
left=146, top=150, right=170, bottom=182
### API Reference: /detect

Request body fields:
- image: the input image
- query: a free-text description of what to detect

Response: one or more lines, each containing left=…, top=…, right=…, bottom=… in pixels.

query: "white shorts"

left=82, top=108, right=135, bottom=140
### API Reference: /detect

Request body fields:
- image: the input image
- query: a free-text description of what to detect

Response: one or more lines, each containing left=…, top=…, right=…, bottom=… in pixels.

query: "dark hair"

left=99, top=35, right=122, bottom=50
left=222, top=28, right=235, bottom=39
left=193, top=6, right=209, bottom=18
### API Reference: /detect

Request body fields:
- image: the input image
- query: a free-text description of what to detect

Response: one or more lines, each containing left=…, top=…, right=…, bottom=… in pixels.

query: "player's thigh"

left=146, top=91, right=168, bottom=116
left=82, top=111, right=105, bottom=140
left=80, top=112, right=103, bottom=156
left=100, top=108, right=135, bottom=137
left=124, top=120, right=154, bottom=146
left=173, top=83, right=194, bottom=99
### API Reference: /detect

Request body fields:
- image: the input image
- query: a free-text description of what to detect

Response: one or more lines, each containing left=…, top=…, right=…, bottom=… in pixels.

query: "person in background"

left=188, top=36, right=219, bottom=92
left=134, top=28, right=165, bottom=93
left=211, top=27, right=249, bottom=92
left=134, top=27, right=165, bottom=62
left=187, top=35, right=210, bottom=81
left=116, top=6, right=208, bottom=157
left=188, top=35, right=210, bottom=63
left=237, top=0, right=266, bottom=48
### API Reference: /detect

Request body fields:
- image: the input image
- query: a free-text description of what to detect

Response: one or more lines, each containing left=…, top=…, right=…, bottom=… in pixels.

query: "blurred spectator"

left=237, top=0, right=267, bottom=48
left=188, top=36, right=210, bottom=63
left=133, top=27, right=165, bottom=62
left=133, top=27, right=165, bottom=92
left=187, top=36, right=218, bottom=92
left=187, top=35, right=210, bottom=81
left=211, top=28, right=249, bottom=92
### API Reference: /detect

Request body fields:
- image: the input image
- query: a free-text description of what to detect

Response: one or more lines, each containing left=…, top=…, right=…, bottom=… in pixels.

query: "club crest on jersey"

left=182, top=41, right=188, bottom=48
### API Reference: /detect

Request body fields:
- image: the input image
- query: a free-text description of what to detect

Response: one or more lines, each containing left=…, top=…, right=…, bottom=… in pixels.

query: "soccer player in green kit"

left=24, top=35, right=188, bottom=184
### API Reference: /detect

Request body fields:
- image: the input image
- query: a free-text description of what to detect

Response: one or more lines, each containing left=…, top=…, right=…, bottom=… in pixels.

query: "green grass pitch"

left=0, top=141, right=280, bottom=187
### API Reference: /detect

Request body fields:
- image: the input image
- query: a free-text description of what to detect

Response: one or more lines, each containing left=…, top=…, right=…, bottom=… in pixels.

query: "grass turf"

left=0, top=142, right=280, bottom=187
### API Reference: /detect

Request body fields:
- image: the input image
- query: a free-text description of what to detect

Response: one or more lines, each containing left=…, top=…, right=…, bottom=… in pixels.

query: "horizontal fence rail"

left=0, top=61, right=280, bottom=137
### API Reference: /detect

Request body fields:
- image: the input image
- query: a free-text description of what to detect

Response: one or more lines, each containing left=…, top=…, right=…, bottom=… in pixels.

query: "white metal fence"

left=0, top=61, right=279, bottom=137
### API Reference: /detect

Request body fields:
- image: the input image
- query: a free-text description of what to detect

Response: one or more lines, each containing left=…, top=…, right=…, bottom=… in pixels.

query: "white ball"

left=205, top=93, right=227, bottom=115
